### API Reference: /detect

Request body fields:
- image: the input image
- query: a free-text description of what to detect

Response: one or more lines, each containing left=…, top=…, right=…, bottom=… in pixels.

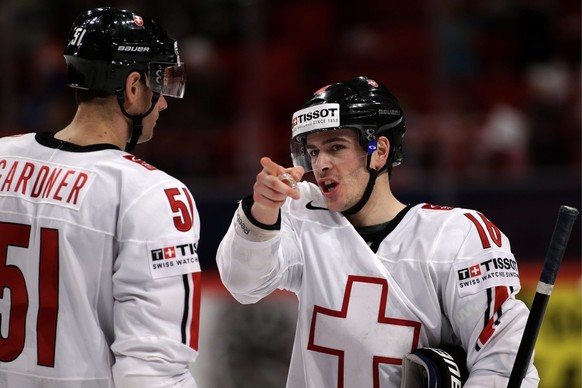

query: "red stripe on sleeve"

left=478, top=286, right=510, bottom=346
left=189, top=272, right=202, bottom=350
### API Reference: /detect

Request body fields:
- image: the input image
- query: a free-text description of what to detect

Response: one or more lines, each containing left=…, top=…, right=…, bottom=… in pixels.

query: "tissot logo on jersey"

left=291, top=103, right=340, bottom=138
left=148, top=239, right=201, bottom=279
left=454, top=252, right=520, bottom=297
left=151, top=243, right=197, bottom=262
left=0, top=157, right=95, bottom=209
left=458, top=257, right=518, bottom=281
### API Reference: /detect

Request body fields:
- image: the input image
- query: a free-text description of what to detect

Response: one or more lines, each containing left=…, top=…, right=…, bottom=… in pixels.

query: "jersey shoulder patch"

left=453, top=251, right=520, bottom=297
left=147, top=236, right=200, bottom=279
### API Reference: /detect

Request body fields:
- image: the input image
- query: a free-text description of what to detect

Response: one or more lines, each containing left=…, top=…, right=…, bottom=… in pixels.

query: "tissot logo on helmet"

left=293, top=107, right=339, bottom=125
left=291, top=103, right=340, bottom=138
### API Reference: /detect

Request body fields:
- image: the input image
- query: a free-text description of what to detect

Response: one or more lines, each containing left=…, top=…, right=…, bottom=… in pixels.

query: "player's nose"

left=313, top=153, right=332, bottom=172
left=158, top=95, right=168, bottom=112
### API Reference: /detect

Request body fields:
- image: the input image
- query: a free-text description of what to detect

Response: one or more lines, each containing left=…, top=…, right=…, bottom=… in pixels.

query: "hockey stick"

left=507, top=205, right=579, bottom=388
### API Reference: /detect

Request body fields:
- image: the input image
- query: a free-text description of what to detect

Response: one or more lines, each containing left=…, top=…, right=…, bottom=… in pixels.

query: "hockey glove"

left=400, top=346, right=469, bottom=388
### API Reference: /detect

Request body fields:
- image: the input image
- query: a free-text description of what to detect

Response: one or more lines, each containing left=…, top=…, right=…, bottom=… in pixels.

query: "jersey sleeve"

left=111, top=177, right=201, bottom=387
left=216, top=199, right=303, bottom=304
left=439, top=209, right=539, bottom=387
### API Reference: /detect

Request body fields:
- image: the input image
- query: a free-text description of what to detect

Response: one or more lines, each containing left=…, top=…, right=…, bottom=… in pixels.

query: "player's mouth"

left=317, top=178, right=339, bottom=196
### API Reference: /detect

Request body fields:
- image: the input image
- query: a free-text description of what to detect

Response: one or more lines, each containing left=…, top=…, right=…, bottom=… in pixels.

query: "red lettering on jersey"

left=0, top=158, right=93, bottom=208
left=421, top=204, right=455, bottom=210
left=122, top=155, right=158, bottom=171
left=52, top=170, right=75, bottom=201
left=14, top=162, right=35, bottom=194
left=66, top=172, right=89, bottom=205
left=0, top=160, right=18, bottom=191
left=42, top=168, right=63, bottom=198
left=30, top=165, right=50, bottom=198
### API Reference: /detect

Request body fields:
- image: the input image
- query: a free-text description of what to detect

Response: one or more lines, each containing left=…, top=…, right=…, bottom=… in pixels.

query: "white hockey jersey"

left=0, top=133, right=201, bottom=388
left=217, top=181, right=539, bottom=388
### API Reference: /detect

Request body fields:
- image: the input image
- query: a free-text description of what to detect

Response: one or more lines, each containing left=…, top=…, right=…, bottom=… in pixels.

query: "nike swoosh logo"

left=306, top=201, right=328, bottom=211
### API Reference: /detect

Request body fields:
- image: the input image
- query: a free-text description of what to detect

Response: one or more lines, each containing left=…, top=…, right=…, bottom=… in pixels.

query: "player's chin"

left=322, top=198, right=344, bottom=213
left=138, top=128, right=155, bottom=144
left=138, top=131, right=155, bottom=144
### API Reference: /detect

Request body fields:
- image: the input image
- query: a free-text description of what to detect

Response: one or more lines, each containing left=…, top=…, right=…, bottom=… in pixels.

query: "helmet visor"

left=290, top=138, right=311, bottom=171
left=147, top=62, right=186, bottom=98
left=291, top=126, right=372, bottom=173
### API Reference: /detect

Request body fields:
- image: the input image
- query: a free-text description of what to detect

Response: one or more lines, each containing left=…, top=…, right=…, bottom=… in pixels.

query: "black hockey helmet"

left=64, top=7, right=185, bottom=151
left=291, top=76, right=406, bottom=215
left=64, top=7, right=185, bottom=98
left=290, top=76, right=405, bottom=173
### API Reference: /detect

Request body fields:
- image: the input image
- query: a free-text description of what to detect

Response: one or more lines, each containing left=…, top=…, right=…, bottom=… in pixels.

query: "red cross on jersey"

left=308, top=276, right=421, bottom=388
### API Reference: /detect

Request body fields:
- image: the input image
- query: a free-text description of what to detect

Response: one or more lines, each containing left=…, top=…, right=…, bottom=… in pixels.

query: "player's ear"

left=124, top=71, right=143, bottom=104
left=372, top=135, right=390, bottom=170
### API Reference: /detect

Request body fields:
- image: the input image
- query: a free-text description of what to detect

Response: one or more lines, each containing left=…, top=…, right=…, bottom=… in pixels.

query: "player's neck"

left=346, top=184, right=406, bottom=227
left=55, top=104, right=128, bottom=150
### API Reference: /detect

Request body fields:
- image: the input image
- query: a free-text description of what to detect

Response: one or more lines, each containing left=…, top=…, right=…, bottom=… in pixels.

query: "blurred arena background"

left=0, top=0, right=579, bottom=387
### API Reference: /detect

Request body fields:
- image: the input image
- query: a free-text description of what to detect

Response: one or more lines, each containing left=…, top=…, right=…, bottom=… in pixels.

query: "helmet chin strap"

left=115, top=89, right=160, bottom=152
left=341, top=152, right=389, bottom=217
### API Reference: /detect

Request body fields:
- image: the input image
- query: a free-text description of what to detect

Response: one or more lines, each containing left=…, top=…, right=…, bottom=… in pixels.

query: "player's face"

left=138, top=90, right=167, bottom=144
left=306, top=128, right=369, bottom=212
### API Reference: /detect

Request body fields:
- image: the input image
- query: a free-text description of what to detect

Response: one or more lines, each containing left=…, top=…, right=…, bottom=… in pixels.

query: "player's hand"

left=251, top=157, right=304, bottom=225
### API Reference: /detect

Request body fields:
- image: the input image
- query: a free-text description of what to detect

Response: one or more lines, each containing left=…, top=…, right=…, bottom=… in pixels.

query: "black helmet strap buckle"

left=115, top=88, right=160, bottom=152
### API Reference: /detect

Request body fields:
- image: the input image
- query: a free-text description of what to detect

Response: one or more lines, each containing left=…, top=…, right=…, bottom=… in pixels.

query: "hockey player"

left=0, top=8, right=201, bottom=387
left=216, top=76, right=539, bottom=387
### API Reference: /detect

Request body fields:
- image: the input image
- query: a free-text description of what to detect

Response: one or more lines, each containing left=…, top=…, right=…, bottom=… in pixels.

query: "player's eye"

left=307, top=149, right=319, bottom=157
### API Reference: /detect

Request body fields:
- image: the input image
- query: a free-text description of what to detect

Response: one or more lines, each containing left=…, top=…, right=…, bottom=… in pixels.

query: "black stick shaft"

left=507, top=205, right=579, bottom=388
